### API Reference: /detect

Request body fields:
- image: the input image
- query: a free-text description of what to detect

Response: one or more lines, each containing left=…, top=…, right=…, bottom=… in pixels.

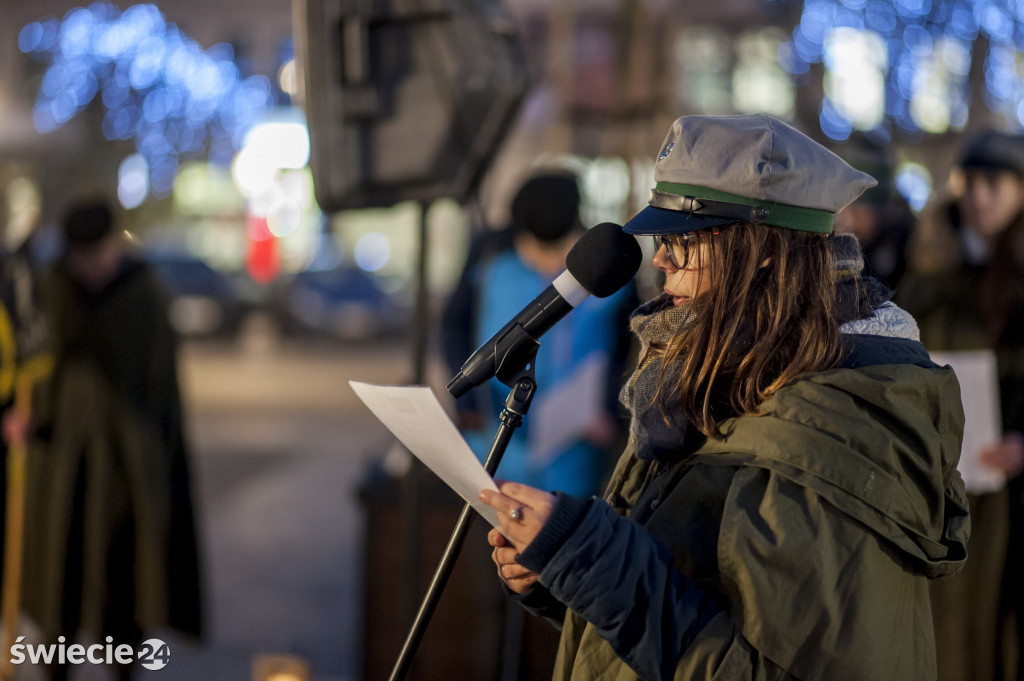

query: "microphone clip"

left=446, top=321, right=540, bottom=398
left=493, top=323, right=540, bottom=390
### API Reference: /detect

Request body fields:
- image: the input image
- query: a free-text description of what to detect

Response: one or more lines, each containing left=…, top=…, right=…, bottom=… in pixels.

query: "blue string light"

left=775, top=0, right=1024, bottom=134
left=20, top=2, right=274, bottom=198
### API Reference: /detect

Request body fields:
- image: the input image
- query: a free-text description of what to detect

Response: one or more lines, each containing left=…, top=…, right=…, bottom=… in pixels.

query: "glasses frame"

left=653, top=230, right=720, bottom=269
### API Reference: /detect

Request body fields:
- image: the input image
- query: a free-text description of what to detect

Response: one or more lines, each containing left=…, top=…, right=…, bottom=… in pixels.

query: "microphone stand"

left=387, top=329, right=540, bottom=681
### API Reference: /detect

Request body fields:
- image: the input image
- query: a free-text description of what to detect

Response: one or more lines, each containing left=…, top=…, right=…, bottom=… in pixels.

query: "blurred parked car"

left=146, top=251, right=249, bottom=340
left=272, top=266, right=406, bottom=342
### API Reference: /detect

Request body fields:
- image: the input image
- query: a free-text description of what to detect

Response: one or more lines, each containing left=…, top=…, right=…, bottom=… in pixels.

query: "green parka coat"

left=530, top=337, right=968, bottom=681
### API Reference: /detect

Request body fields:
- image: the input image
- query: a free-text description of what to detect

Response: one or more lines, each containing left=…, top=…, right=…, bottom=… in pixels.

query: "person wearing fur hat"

left=479, top=114, right=968, bottom=681
left=896, top=129, right=1024, bottom=681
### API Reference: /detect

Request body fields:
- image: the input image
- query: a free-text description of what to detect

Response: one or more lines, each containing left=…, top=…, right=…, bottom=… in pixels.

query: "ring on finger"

left=509, top=505, right=525, bottom=522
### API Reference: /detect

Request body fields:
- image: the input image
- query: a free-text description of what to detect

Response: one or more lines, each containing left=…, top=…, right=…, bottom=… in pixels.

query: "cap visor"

left=623, top=205, right=740, bottom=236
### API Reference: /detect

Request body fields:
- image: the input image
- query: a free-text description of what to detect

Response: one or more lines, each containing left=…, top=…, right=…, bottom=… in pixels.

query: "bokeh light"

left=3, top=177, right=42, bottom=250
left=278, top=59, right=299, bottom=97
left=778, top=0, right=1024, bottom=134
left=21, top=2, right=275, bottom=199
left=733, top=28, right=796, bottom=117
left=117, top=153, right=150, bottom=209
left=266, top=198, right=302, bottom=238
left=580, top=157, right=631, bottom=226
left=895, top=161, right=933, bottom=211
left=353, top=233, right=392, bottom=273
left=823, top=27, right=888, bottom=134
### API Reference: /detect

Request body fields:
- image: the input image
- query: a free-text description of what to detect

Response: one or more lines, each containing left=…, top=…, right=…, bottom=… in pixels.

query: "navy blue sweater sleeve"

left=519, top=497, right=724, bottom=681
left=519, top=492, right=590, bottom=567
left=505, top=493, right=588, bottom=628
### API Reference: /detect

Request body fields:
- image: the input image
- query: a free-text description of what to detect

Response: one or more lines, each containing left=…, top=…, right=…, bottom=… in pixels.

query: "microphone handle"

left=446, top=286, right=572, bottom=398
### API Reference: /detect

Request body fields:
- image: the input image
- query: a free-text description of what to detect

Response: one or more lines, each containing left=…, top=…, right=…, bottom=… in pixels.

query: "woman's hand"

left=487, top=528, right=538, bottom=594
left=979, top=432, right=1024, bottom=477
left=480, top=481, right=556, bottom=592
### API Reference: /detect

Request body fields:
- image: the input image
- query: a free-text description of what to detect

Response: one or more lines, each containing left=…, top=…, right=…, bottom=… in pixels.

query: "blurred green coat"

left=22, top=255, right=202, bottom=643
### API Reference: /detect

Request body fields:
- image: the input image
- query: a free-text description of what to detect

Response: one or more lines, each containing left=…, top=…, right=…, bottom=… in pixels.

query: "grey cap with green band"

left=624, top=114, right=878, bottom=236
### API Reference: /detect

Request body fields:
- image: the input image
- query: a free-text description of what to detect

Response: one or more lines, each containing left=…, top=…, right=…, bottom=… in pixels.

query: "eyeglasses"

left=652, top=230, right=720, bottom=269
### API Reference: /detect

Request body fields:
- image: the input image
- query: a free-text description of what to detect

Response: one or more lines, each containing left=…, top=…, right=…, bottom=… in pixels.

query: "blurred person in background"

left=441, top=170, right=637, bottom=498
left=0, top=178, right=50, bottom=450
left=833, top=136, right=915, bottom=289
left=896, top=130, right=1024, bottom=681
left=22, top=199, right=202, bottom=681
left=0, top=180, right=51, bottom=596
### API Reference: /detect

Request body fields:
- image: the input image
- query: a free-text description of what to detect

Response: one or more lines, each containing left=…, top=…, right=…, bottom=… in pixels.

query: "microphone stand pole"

left=387, top=364, right=537, bottom=681
left=399, top=201, right=431, bottom=645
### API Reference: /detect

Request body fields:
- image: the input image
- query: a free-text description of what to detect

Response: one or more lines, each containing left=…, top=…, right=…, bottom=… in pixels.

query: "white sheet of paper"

left=348, top=381, right=504, bottom=531
left=529, top=352, right=608, bottom=467
left=929, top=350, right=1005, bottom=493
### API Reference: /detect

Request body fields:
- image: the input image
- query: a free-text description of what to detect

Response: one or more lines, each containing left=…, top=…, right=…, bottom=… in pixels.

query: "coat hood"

left=698, top=350, right=968, bottom=577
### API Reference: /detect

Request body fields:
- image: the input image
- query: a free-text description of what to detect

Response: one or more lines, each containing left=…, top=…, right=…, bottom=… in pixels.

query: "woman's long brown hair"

left=661, top=222, right=844, bottom=438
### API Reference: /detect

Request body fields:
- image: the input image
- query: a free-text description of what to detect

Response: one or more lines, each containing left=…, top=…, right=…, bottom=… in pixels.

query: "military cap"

left=624, top=114, right=877, bottom=236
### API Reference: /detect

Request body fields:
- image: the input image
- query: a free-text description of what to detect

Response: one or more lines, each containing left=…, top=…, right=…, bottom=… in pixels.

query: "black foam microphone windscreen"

left=566, top=222, right=644, bottom=297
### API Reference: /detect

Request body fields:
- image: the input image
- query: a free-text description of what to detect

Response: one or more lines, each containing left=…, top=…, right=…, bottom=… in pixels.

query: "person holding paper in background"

left=897, top=130, right=1024, bottom=681
left=480, top=114, right=969, bottom=681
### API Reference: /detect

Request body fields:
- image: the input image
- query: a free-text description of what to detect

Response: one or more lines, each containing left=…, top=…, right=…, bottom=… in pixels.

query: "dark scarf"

left=618, top=294, right=697, bottom=461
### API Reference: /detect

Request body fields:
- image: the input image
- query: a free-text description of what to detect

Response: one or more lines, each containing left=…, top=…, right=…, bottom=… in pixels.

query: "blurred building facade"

left=0, top=0, right=1020, bottom=297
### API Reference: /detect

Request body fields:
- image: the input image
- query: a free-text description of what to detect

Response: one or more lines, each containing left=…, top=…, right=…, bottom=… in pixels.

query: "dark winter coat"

left=22, top=254, right=202, bottom=642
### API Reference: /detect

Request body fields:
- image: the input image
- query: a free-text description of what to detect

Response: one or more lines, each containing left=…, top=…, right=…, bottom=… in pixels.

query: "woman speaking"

left=480, top=114, right=969, bottom=681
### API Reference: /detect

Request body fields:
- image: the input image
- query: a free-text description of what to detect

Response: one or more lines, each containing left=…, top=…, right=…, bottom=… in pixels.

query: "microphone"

left=446, top=222, right=642, bottom=398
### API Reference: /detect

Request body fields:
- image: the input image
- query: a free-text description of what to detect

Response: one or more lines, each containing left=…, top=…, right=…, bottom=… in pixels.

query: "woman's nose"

left=652, top=242, right=676, bottom=272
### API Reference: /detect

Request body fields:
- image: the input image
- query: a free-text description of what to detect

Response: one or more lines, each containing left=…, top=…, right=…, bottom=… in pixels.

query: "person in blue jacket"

left=442, top=170, right=637, bottom=498
left=479, top=114, right=969, bottom=681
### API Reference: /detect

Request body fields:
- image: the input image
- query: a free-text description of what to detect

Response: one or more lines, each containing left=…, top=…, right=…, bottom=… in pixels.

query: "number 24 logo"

left=138, top=639, right=171, bottom=670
